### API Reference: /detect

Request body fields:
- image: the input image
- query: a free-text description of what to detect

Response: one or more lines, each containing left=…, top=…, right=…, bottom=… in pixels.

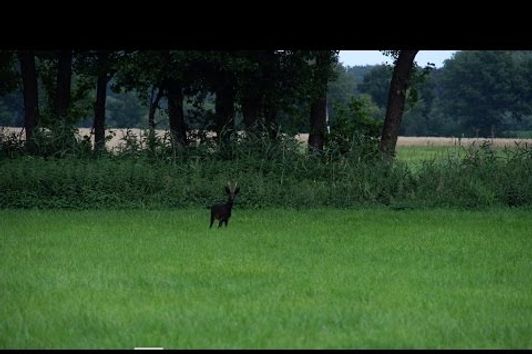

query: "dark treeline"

left=1, top=50, right=345, bottom=154
left=2, top=50, right=532, bottom=160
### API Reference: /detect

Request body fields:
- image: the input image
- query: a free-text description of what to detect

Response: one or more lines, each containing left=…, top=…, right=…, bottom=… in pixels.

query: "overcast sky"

left=339, top=51, right=457, bottom=68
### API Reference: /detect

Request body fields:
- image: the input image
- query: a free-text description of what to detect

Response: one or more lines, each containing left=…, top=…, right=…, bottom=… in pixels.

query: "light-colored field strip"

left=297, top=133, right=532, bottom=147
left=2, top=127, right=531, bottom=149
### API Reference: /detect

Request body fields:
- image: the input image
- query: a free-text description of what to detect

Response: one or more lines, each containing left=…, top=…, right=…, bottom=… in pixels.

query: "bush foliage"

left=1, top=128, right=531, bottom=209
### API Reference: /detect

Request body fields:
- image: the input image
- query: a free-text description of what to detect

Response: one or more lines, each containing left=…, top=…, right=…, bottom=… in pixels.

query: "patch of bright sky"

left=338, top=50, right=457, bottom=68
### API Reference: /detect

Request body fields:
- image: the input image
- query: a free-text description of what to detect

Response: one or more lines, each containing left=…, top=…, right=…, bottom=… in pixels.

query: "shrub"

left=1, top=130, right=531, bottom=209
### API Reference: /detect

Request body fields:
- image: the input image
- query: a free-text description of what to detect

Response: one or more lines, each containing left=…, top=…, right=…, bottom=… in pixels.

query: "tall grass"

left=1, top=129, right=532, bottom=209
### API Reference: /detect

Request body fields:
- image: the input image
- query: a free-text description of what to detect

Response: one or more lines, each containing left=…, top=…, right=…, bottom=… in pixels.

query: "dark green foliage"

left=327, top=63, right=358, bottom=108
left=420, top=51, right=532, bottom=138
left=327, top=96, right=382, bottom=156
left=0, top=90, right=24, bottom=126
left=0, top=124, right=93, bottom=159
left=357, top=64, right=393, bottom=109
left=29, top=123, right=93, bottom=158
left=1, top=132, right=531, bottom=209
left=105, top=89, right=149, bottom=128
left=411, top=142, right=532, bottom=208
left=0, top=50, right=19, bottom=95
left=6, top=50, right=532, bottom=140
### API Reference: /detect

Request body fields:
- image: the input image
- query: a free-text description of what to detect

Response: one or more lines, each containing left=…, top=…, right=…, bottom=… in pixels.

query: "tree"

left=379, top=50, right=418, bottom=157
left=214, top=79, right=235, bottom=144
left=234, top=50, right=273, bottom=132
left=306, top=52, right=335, bottom=152
left=113, top=50, right=168, bottom=135
left=55, top=50, right=73, bottom=121
left=327, top=95, right=383, bottom=156
left=234, top=50, right=326, bottom=139
left=17, top=50, right=39, bottom=146
left=327, top=62, right=358, bottom=111
left=113, top=50, right=191, bottom=148
left=436, top=51, right=531, bottom=137
left=92, top=50, right=115, bottom=151
left=258, top=50, right=283, bottom=138
left=35, top=50, right=95, bottom=132
left=400, top=66, right=439, bottom=136
left=357, top=64, right=393, bottom=110
left=0, top=51, right=23, bottom=126
left=103, top=89, right=148, bottom=129
left=203, top=51, right=237, bottom=144
left=166, top=79, right=187, bottom=147
left=147, top=85, right=164, bottom=131
left=205, top=50, right=284, bottom=140
left=0, top=51, right=19, bottom=96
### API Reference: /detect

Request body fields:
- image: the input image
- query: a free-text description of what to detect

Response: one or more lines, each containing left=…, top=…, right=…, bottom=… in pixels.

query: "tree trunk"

left=146, top=85, right=163, bottom=151
left=167, top=82, right=187, bottom=148
left=93, top=52, right=110, bottom=152
left=261, top=50, right=279, bottom=139
left=308, top=51, right=332, bottom=152
left=18, top=50, right=39, bottom=146
left=241, top=93, right=262, bottom=131
left=55, top=50, right=73, bottom=121
left=263, top=104, right=278, bottom=139
left=379, top=50, right=419, bottom=157
left=148, top=85, right=163, bottom=131
left=215, top=81, right=235, bottom=144
left=308, top=94, right=327, bottom=152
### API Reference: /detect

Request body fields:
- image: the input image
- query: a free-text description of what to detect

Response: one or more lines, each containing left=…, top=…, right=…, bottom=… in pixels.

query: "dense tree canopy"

left=3, top=50, right=532, bottom=158
left=436, top=51, right=532, bottom=137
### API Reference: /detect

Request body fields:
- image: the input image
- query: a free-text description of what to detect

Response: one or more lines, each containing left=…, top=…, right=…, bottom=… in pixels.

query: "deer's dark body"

left=210, top=201, right=234, bottom=228
left=209, top=183, right=239, bottom=228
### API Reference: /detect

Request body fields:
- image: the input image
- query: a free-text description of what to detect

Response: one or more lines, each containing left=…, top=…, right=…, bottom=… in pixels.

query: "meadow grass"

left=396, top=146, right=466, bottom=164
left=395, top=144, right=529, bottom=165
left=1, top=208, right=532, bottom=349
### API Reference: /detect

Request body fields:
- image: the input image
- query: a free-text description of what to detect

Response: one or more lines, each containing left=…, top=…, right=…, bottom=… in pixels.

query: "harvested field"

left=297, top=133, right=532, bottom=147
left=395, top=136, right=532, bottom=147
left=2, top=127, right=532, bottom=149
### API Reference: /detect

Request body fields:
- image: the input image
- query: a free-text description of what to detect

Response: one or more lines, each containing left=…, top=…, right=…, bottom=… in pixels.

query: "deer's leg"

left=218, top=219, right=224, bottom=228
left=224, top=219, right=229, bottom=227
left=209, top=211, right=216, bottom=228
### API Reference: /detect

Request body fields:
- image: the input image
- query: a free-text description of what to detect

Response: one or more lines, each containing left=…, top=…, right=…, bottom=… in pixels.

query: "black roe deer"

left=209, top=182, right=240, bottom=228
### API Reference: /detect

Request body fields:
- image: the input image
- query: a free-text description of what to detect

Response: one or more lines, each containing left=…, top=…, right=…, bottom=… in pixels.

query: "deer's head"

left=224, top=181, right=240, bottom=202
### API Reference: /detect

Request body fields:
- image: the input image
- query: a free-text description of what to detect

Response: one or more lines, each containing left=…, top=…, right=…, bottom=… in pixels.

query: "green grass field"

left=396, top=146, right=466, bottom=164
left=2, top=208, right=532, bottom=349
left=396, top=144, right=525, bottom=166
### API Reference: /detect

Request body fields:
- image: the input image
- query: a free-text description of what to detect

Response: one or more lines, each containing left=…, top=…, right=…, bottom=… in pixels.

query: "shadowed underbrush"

left=1, top=128, right=532, bottom=209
